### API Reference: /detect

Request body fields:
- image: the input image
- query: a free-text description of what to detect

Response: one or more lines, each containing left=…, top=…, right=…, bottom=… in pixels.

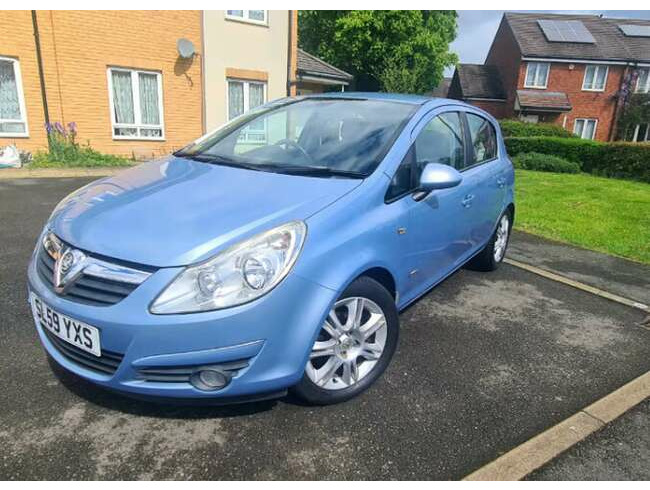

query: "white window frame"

left=524, top=62, right=550, bottom=89
left=629, top=123, right=649, bottom=142
left=582, top=64, right=609, bottom=92
left=573, top=118, right=598, bottom=140
left=226, top=78, right=267, bottom=143
left=635, top=68, right=650, bottom=94
left=225, top=10, right=268, bottom=26
left=106, top=67, right=165, bottom=141
left=0, top=56, right=29, bottom=138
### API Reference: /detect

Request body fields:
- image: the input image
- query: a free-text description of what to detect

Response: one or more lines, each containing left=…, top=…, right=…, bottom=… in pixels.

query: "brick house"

left=0, top=10, right=304, bottom=158
left=449, top=12, right=650, bottom=142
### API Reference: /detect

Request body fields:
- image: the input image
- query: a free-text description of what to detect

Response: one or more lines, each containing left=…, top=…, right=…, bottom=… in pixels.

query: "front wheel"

left=291, top=277, right=399, bottom=405
left=468, top=210, right=512, bottom=272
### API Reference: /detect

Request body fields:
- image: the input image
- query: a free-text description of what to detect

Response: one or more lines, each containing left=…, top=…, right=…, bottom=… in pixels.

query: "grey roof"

left=505, top=12, right=650, bottom=63
left=429, top=77, right=452, bottom=97
left=516, top=90, right=572, bottom=111
left=297, top=48, right=353, bottom=82
left=454, top=64, right=506, bottom=99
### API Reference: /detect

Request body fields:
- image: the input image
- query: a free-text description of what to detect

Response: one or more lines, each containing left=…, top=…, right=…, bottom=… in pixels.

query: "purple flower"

left=67, top=121, right=77, bottom=133
left=44, top=122, right=52, bottom=133
left=54, top=122, right=65, bottom=134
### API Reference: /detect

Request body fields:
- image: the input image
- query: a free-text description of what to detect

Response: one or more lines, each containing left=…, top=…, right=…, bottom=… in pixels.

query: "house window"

left=582, top=65, right=608, bottom=91
left=225, top=10, right=267, bottom=25
left=524, top=62, right=550, bottom=89
left=636, top=68, right=650, bottom=94
left=0, top=57, right=28, bottom=137
left=626, top=123, right=649, bottom=142
left=108, top=68, right=164, bottom=140
left=227, top=79, right=266, bottom=143
left=573, top=118, right=598, bottom=140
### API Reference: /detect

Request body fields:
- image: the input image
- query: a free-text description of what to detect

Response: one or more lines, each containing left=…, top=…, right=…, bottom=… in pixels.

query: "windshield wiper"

left=177, top=153, right=263, bottom=172
left=267, top=165, right=366, bottom=179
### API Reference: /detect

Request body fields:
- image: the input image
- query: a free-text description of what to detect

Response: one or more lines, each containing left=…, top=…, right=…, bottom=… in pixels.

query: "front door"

left=386, top=110, right=474, bottom=304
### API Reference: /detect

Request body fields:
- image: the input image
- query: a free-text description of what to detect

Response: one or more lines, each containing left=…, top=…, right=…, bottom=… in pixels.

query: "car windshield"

left=175, top=98, right=416, bottom=177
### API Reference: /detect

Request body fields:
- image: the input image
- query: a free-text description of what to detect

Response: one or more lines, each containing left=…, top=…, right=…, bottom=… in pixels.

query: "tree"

left=299, top=10, right=458, bottom=94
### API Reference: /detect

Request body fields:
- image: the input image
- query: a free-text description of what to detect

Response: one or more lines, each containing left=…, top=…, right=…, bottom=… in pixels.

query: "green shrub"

left=512, top=152, right=581, bottom=173
left=505, top=137, right=650, bottom=183
left=499, top=120, right=577, bottom=138
left=30, top=121, right=132, bottom=168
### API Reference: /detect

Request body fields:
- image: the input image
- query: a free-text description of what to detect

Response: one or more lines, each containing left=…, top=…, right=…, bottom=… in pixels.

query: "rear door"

left=461, top=111, right=504, bottom=250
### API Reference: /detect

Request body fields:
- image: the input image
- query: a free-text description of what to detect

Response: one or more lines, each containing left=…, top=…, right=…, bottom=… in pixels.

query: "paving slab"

left=509, top=230, right=650, bottom=306
left=526, top=398, right=650, bottom=480
left=1, top=178, right=648, bottom=480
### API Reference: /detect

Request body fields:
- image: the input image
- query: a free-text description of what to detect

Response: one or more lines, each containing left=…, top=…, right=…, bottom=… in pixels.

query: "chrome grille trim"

left=37, top=232, right=154, bottom=306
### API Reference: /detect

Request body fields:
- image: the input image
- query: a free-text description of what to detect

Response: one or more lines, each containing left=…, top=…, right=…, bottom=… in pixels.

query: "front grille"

left=137, top=360, right=250, bottom=383
left=36, top=242, right=147, bottom=307
left=43, top=328, right=124, bottom=375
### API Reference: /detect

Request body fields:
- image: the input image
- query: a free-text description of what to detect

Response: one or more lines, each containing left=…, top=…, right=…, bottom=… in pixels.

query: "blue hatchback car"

left=28, top=93, right=514, bottom=405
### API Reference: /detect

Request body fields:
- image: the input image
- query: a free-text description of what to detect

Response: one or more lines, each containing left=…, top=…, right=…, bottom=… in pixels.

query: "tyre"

left=468, top=209, right=512, bottom=272
left=292, top=276, right=399, bottom=405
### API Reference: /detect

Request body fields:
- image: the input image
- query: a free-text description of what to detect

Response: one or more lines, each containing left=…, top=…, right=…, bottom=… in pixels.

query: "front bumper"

left=28, top=256, right=337, bottom=401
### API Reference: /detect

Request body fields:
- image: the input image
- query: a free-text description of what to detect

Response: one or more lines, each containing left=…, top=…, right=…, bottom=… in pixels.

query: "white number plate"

left=30, top=293, right=101, bottom=357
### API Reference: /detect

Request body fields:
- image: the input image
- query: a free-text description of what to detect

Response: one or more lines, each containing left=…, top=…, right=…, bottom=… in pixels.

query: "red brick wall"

left=485, top=17, right=521, bottom=118
left=516, top=61, right=622, bottom=141
left=468, top=100, right=509, bottom=119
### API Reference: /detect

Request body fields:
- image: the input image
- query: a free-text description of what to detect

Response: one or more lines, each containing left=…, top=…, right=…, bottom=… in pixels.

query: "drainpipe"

left=609, top=63, right=634, bottom=142
left=31, top=10, right=50, bottom=131
left=286, top=10, right=295, bottom=96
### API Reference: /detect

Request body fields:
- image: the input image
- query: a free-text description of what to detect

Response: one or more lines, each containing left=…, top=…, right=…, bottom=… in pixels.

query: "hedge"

left=512, top=152, right=581, bottom=174
left=499, top=119, right=577, bottom=139
left=505, top=136, right=650, bottom=183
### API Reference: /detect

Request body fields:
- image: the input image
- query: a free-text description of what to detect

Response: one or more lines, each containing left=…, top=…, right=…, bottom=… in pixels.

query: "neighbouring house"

left=0, top=10, right=301, bottom=158
left=295, top=48, right=353, bottom=95
left=429, top=77, right=452, bottom=98
left=449, top=12, right=650, bottom=142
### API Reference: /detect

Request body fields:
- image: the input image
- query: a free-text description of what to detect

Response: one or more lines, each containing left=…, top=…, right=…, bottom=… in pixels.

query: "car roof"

left=302, top=91, right=433, bottom=105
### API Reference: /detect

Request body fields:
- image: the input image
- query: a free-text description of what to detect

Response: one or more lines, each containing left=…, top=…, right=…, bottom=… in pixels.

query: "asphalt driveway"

left=1, top=177, right=648, bottom=480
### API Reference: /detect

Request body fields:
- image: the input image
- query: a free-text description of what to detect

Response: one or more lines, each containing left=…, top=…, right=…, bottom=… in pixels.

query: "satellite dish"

left=177, top=38, right=195, bottom=59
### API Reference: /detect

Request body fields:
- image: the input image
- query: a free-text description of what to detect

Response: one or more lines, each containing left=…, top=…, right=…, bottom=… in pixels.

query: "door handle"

left=461, top=194, right=475, bottom=208
left=496, top=177, right=506, bottom=188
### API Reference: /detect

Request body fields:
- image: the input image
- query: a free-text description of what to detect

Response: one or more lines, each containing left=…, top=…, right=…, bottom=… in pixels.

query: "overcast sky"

left=445, top=10, right=650, bottom=77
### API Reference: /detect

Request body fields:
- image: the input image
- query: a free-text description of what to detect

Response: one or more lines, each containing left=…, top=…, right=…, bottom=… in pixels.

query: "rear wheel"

left=292, top=276, right=399, bottom=405
left=468, top=210, right=511, bottom=271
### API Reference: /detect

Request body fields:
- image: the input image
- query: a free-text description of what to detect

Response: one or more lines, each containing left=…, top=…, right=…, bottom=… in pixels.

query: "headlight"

left=150, top=221, right=306, bottom=314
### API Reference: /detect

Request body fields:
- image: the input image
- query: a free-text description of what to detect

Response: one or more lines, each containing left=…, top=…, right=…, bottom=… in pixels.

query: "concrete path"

left=509, top=230, right=650, bottom=306
left=526, top=398, right=649, bottom=480
left=0, top=166, right=132, bottom=179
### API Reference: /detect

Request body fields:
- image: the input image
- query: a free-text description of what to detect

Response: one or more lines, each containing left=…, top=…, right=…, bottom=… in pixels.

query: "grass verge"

left=515, top=170, right=650, bottom=264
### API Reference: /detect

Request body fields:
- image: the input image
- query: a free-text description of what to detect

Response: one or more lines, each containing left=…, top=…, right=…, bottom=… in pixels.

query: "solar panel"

left=538, top=20, right=596, bottom=44
left=619, top=24, right=650, bottom=37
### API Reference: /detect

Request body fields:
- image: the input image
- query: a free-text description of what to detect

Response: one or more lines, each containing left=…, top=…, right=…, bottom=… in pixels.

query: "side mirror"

left=418, top=163, right=462, bottom=192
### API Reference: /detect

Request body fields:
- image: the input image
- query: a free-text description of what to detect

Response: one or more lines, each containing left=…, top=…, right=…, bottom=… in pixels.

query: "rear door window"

left=466, top=113, right=497, bottom=165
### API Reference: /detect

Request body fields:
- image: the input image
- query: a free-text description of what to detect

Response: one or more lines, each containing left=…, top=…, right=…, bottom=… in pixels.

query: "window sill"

left=112, top=136, right=166, bottom=142
left=0, top=132, right=29, bottom=138
left=523, top=85, right=547, bottom=90
left=582, top=88, right=606, bottom=92
left=224, top=16, right=269, bottom=28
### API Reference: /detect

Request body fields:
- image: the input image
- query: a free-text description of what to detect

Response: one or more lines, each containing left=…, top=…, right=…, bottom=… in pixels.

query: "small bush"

left=499, top=119, right=577, bottom=139
left=505, top=136, right=650, bottom=183
left=512, top=152, right=581, bottom=174
left=30, top=121, right=132, bottom=168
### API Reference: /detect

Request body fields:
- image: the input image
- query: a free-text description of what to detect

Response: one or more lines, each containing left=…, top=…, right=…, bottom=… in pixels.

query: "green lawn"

left=514, top=170, right=650, bottom=264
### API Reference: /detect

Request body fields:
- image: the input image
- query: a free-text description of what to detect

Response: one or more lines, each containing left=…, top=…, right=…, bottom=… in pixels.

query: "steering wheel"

left=273, top=139, right=313, bottom=163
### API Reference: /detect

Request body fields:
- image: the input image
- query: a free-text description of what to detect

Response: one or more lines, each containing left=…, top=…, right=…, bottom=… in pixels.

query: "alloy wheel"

left=306, top=297, right=388, bottom=391
left=493, top=214, right=510, bottom=262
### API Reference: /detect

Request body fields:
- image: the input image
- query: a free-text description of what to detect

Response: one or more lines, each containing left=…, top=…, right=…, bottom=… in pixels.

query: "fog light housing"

left=190, top=368, right=229, bottom=391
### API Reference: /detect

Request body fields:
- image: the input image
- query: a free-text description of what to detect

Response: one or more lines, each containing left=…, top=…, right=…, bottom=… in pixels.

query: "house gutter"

left=31, top=10, right=50, bottom=128
left=286, top=10, right=294, bottom=96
